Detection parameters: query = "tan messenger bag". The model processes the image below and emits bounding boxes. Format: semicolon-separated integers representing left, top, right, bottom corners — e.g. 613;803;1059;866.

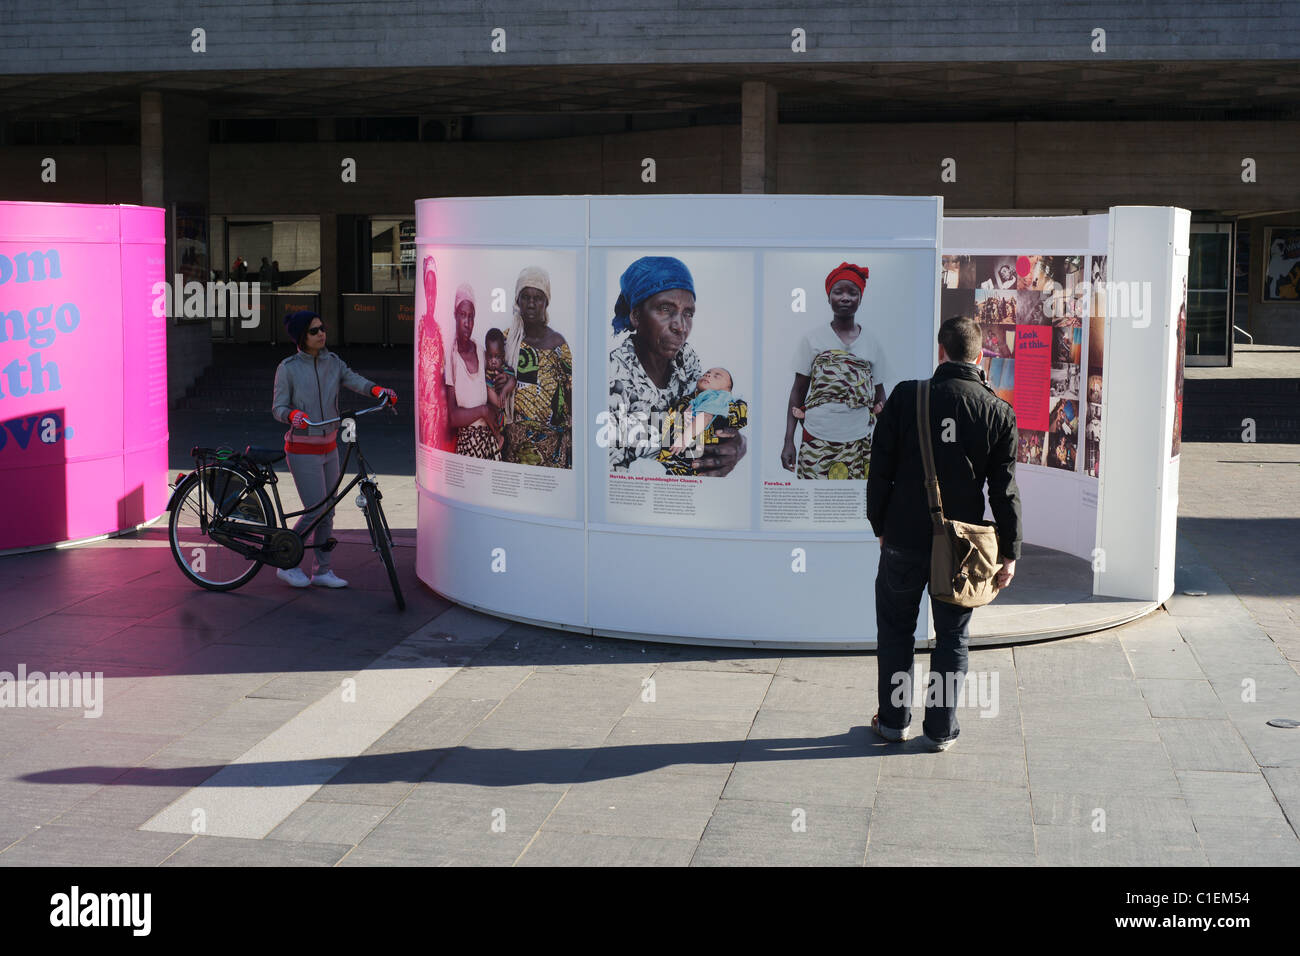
916;379;1004;608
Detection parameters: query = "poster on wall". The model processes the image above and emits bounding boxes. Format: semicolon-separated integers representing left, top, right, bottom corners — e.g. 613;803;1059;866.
1263;227;1300;300
601;250;754;530
1085;255;1106;478
943;252;1091;473
415;246;579;520
761;250;932;531
173;203;208;295
1171;266;1189;460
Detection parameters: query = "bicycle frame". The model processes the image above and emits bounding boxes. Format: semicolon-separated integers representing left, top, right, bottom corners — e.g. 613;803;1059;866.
186;400;393;555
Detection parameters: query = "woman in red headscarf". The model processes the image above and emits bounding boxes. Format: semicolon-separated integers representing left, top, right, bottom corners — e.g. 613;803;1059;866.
781;262;889;479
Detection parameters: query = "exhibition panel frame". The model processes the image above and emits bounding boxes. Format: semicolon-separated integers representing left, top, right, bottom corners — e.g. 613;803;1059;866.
413;196;1185;648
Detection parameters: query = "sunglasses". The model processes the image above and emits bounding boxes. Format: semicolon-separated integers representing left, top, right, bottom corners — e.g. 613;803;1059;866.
307;325;325;334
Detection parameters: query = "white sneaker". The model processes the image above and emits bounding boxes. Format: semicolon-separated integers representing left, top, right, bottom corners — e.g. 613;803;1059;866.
311;570;349;588
276;567;311;588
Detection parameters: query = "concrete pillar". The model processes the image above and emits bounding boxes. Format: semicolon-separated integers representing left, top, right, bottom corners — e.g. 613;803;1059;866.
140;91;164;207
142;91;214;403
321;214;340;332
741;80;778;194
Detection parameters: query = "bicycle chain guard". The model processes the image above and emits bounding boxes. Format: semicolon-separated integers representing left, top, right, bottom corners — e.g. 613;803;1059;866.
264;529;305;569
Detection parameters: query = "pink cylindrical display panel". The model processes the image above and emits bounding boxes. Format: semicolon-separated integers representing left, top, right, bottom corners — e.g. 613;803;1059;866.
0;201;168;550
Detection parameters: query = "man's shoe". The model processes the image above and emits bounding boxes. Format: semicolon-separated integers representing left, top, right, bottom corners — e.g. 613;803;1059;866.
920;733;955;753
311;570;349;588
276;567;311;588
871;713;908;742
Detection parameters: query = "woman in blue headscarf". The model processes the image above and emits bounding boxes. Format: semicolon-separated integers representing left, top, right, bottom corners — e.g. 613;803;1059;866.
607;255;747;476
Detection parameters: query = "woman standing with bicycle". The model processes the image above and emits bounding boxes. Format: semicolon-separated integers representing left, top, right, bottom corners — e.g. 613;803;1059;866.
271;310;397;588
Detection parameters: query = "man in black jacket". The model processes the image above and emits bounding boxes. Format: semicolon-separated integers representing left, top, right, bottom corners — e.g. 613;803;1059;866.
866;316;1022;751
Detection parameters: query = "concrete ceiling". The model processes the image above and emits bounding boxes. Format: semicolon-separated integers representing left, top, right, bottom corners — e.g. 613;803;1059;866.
2;61;1298;121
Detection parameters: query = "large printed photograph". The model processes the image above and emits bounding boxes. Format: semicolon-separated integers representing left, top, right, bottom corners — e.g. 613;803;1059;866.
417;254;573;469
759;249;935;530
600;250;755;531
415;246;579;519
941;252;1093;474
605;254;751;479
779;261;890;481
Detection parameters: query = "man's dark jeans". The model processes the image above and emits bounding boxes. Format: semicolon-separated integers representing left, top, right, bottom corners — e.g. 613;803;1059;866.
875;543;974;743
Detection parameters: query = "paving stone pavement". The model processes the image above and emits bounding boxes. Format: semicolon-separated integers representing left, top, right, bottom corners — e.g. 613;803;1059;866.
0;441;1296;865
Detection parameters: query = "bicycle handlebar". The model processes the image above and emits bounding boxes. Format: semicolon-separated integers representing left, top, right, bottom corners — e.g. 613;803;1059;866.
303;398;394;428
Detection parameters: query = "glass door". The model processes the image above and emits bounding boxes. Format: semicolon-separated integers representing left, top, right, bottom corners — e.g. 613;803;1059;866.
1186;221;1234;367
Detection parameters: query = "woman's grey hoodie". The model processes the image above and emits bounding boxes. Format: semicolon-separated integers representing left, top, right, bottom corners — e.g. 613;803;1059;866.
272;347;377;443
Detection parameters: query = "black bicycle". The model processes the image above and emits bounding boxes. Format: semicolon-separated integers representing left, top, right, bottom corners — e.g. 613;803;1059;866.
167;398;405;610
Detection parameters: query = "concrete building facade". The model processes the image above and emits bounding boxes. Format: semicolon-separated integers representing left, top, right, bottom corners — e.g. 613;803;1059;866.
2;1;1298;398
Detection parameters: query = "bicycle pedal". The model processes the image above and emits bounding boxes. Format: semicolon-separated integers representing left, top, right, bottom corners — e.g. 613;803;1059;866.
321;537;339;553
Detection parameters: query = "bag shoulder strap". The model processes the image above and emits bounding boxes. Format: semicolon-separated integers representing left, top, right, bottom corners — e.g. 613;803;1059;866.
915;378;946;531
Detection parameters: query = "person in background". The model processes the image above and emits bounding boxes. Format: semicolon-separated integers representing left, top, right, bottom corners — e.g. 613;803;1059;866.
271;310;397;588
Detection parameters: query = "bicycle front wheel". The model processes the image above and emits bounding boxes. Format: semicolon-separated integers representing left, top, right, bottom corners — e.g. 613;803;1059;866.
362;482;404;611
169;466;273;591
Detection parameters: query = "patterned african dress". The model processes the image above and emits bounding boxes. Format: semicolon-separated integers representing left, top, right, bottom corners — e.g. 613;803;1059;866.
655;398;749;476
797;348;875;480
608;335;702;471
502;342;573;468
417;314;452;452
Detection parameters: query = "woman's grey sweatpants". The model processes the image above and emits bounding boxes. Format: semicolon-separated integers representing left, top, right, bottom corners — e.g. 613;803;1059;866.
286;448;341;573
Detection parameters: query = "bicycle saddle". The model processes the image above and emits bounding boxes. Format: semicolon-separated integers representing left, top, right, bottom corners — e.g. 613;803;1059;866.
243;445;286;465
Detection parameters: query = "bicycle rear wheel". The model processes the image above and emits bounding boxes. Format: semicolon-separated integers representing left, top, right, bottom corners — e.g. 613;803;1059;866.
169;466;273;591
362;481;404;610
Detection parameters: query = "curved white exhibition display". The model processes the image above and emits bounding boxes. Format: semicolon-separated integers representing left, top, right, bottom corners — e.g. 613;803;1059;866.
412;196;1187;648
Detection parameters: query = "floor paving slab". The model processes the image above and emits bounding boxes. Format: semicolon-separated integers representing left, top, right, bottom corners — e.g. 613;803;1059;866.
876;747;1029;787
161;835;351;867
518;830;699;866
865;843;1037;866
1176;769;1293;823
543;775;723;841
0;823;190;867
1261;767;1300;830
1122;643;1205;680
1025;736;1182;796
622;669;772;723
1193;818;1300;866
422;738;596;788
1017;694;1160;742
867;779;1033;854
1030;791;1197;834
1136;678;1226;719
431;665;535;700
724;717;878;808
1154;718;1260;772
266;800;391;846
1032;825;1208;866
693;798;871;867
758;673;873;717
341;783;567;866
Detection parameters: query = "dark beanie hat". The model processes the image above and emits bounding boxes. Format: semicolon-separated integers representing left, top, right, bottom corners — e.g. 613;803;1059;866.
284;310;318;346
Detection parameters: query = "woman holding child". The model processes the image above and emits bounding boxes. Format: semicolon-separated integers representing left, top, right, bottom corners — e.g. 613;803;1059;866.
782;261;889;480
607;255;747;477
444;283;503;461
